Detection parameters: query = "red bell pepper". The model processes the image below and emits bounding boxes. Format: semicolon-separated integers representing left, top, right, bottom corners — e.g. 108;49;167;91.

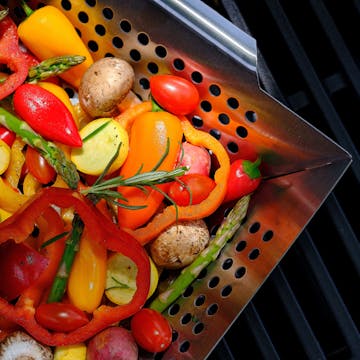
0;187;150;346
0;13;29;100
13;84;82;147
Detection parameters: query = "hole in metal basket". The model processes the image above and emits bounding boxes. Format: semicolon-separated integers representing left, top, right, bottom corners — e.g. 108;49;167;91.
168;303;180;316
102;7;113;20
245;110;257;123
85;0;95;6
209;129;221;140
112;36;123;48
218;113;230;125
248;248;260;260
182;285;193;298
194;294;206;307
120;19;131;33
262;230;274;242
207;303;219;316
208;276;220;288
221;284;232;297
173;58;185;71
236;125;248;138
147;62;159;74
200;100;212;112
222;258;233;270
179;340;190;353
191;71;203;83
78;11;89;23
139;77;150;90
193;322;205;335
129;49;141;61
180;313;192;325
61;0;71;11
155;45;167;58
227;141;239;153
235;266;246;279
209;84;221;96
95;24;106;36
88;40;98;52
137;32;149;45
227;97;239;109
249;221;261;233
235;240;247;252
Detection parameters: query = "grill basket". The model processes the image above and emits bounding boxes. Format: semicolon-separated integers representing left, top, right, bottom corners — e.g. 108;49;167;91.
7;0;352;358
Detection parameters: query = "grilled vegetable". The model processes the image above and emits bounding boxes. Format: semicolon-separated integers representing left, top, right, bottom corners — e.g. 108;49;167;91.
79;57;135;118
150;219;210;269
0;331;53;360
86;326;138;360
13;83;82;147
18;1;93;89
0;106;80;189
71;118;129;176
150;195;250;312
150;74;200;115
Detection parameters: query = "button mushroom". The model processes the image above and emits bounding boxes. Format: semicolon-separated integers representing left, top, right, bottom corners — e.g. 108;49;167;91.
78;57;135;118
0;331;53;360
149;219;210;269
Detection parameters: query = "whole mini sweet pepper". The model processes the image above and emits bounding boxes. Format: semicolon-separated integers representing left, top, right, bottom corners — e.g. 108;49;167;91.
13;83;82;147
0;187;150;346
17;2;93;89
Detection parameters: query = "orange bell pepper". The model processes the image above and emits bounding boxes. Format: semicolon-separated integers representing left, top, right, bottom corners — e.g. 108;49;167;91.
126;118;230;245
117;110;183;229
18;3;93;89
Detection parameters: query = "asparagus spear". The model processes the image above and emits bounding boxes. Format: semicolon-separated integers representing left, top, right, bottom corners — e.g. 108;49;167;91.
149;194;251;313
47;214;84;303
0;106;79;189
0;8;9;22
27;55;86;83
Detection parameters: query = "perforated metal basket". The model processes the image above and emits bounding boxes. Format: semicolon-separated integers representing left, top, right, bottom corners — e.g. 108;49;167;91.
10;0;352;358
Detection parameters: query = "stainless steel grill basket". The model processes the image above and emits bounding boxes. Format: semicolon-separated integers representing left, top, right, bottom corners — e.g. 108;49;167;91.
7;0;352;358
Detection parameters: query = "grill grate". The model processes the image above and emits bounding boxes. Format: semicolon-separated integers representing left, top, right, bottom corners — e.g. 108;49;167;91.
206;0;360;359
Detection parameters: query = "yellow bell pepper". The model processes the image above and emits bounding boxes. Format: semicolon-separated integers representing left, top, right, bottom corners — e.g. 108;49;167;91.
67;227;107;313
0;139;11;175
0;208;12;222
18;4;93;89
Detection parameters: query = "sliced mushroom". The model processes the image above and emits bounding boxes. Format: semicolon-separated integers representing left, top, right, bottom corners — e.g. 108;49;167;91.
150;219;210;269
0;331;53;360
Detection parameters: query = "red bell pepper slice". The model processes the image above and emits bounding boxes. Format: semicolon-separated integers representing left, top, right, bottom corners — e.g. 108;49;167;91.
0;14;29;100
0;187;150;346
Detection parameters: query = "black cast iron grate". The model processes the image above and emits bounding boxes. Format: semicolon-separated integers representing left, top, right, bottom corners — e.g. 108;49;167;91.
205;0;360;359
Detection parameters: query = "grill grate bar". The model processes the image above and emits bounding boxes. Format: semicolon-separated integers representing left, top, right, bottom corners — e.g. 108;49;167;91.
326;193;360;275
298;231;360;356
262;0;360;183
308;0;360;97
241;303;281;360
269;267;326;359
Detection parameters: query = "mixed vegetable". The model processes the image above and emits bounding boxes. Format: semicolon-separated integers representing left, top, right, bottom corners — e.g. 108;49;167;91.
0;3;262;359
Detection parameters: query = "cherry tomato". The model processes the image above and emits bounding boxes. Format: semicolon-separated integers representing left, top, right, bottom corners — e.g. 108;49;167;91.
168;174;216;206
150;74;200;115
35;302;89;332
25;146;56;184
224;158;261;203
130;308;172;353
0;125;16;147
0;241;48;301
